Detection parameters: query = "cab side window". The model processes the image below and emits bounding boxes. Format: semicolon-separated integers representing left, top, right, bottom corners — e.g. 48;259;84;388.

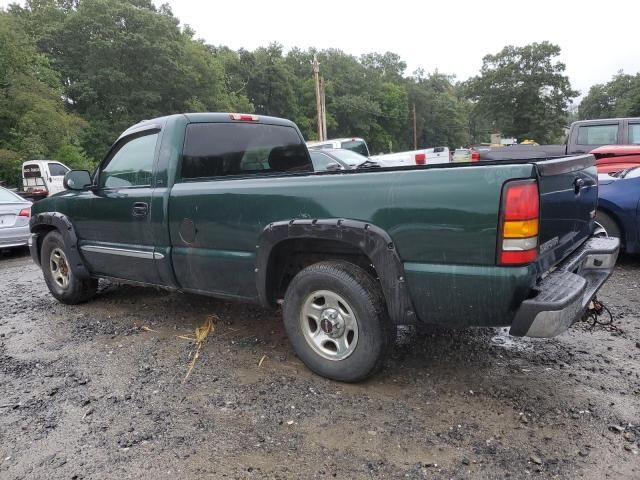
99;132;158;188
576;125;618;145
47;162;69;177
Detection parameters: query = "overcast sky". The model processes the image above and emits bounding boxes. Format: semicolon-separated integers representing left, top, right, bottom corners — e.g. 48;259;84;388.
3;0;639;100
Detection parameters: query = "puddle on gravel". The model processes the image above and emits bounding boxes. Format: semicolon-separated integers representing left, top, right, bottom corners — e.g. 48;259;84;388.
490;327;531;351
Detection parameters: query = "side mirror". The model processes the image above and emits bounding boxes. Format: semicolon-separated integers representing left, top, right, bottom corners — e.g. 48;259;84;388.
326;162;343;171
64;170;92;190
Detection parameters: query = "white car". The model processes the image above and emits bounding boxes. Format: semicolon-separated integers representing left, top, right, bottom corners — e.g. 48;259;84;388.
22;160;70;199
0;186;32;249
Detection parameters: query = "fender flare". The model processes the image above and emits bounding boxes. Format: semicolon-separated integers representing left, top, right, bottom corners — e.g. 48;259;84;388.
29;212;91;279
255;218;417;325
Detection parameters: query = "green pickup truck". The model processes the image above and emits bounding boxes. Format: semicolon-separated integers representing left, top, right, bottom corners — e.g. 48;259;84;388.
29;113;619;382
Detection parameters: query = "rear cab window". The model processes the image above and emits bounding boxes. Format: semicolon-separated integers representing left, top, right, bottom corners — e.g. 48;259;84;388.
577;124;618;145
22;164;45;188
23;164;42;179
180;123;312;180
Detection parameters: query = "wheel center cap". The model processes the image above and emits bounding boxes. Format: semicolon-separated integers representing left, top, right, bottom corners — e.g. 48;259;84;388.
319;308;344;338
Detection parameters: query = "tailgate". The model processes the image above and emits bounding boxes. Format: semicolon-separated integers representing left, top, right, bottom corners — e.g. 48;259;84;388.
534;154;598;272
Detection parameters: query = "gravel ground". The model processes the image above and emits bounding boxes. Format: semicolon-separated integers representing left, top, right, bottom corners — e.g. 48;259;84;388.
0;248;639;479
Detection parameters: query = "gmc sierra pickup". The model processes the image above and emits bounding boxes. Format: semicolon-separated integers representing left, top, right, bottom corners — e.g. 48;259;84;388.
28;113;619;382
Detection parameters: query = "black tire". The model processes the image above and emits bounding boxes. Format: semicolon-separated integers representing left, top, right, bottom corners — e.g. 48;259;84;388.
595;210;621;239
282;260;396;382
41;230;98;304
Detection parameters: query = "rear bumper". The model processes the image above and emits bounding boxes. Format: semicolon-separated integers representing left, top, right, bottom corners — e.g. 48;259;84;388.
510;236;619;338
0;225;30;248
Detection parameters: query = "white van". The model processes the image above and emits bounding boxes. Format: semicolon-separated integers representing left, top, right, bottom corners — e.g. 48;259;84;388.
22;160;70;199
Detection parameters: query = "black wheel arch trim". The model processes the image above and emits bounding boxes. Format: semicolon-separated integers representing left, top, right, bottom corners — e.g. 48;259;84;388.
255;218;417;325
29;212;91;279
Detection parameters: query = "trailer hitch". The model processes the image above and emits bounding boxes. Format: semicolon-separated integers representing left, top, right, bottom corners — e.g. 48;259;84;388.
580;296;617;331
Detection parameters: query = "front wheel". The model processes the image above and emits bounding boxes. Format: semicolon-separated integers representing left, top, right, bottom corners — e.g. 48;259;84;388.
41;231;98;304
282;260;395;382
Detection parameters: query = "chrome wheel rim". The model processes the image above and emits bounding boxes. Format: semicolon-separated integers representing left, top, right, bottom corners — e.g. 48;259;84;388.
300;290;359;361
50;248;70;289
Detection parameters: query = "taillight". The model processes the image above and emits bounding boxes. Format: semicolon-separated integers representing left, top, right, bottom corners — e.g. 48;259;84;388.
415;153;426;165
471;150;480;162
229;113;258;121
18;207;31;217
498;180;539;265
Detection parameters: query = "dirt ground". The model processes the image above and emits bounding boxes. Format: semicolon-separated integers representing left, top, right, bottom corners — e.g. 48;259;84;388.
0;248;639;480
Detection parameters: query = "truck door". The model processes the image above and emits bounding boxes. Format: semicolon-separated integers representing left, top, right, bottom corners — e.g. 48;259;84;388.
45;162;70;195
168;121;313;298
76;128;163;284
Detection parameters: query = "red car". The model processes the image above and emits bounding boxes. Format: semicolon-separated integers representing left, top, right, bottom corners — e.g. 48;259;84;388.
592;145;640;174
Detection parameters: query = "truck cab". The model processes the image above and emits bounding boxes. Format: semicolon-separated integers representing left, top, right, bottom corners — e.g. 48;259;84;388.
566;117;640;154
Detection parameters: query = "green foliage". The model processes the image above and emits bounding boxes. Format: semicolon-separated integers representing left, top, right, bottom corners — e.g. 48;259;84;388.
579;72;640;119
7;1;634;189
0;9;85;187
0;149;23;188
54;144;95;172
465;42;578;143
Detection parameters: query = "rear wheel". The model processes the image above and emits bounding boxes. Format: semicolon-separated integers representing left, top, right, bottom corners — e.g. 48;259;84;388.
594;210;621;240
41;231;97;304
282;260;395;382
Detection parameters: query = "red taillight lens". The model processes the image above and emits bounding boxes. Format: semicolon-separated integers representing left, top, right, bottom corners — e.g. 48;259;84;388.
499;180;539;265
415;153;426;165
471;151;480;162
500;249;538;265
18;207;31;217
503;183;539;220
229;113;258;121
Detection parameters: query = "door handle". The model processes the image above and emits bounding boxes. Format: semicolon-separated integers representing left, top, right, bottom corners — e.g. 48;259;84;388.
132;202;149;217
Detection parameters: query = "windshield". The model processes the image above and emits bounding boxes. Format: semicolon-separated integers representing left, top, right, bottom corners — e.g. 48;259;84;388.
0;187;24;203
329;149;368;166
340;140;369;156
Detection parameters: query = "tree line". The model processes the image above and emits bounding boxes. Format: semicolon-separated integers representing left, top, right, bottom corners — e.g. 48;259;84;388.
1;0;638;188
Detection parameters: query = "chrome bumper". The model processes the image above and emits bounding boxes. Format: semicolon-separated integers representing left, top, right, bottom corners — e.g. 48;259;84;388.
510;236;620;338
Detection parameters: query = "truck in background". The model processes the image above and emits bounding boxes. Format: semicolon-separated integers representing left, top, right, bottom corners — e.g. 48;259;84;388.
22;160;70;200
477;117;640;161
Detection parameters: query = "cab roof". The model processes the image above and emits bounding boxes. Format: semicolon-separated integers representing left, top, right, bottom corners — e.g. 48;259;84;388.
120;112;297;140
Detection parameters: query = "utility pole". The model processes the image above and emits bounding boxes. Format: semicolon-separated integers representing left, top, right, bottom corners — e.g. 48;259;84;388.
320;77;327;141
412;103;417;150
312;55;323;141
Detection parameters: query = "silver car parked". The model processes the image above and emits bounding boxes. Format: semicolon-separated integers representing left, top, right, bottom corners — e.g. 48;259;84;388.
0;186;32;249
